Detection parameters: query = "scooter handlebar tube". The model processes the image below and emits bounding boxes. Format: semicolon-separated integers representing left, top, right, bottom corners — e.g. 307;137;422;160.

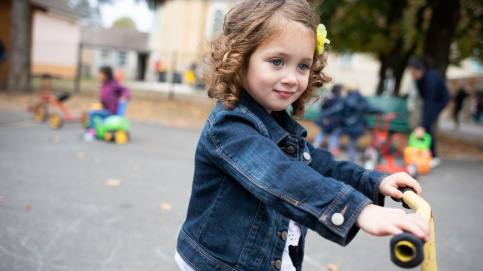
390;188;437;270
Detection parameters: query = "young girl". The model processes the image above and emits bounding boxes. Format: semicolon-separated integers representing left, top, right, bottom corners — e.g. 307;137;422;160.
176;1;430;270
83;66;130;140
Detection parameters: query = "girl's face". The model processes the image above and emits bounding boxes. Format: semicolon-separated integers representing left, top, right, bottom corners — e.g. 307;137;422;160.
244;23;315;113
98;71;107;83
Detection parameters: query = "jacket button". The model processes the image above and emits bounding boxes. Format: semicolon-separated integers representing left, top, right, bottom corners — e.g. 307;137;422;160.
279;231;287;241
275;260;282;269
286;146;296;154
331;213;344;226
303;152;311;160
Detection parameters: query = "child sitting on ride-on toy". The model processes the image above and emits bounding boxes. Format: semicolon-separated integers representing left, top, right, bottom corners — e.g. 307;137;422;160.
83;66;130;141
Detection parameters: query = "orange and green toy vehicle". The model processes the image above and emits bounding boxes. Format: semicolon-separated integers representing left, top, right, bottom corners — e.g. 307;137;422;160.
404;133;432;175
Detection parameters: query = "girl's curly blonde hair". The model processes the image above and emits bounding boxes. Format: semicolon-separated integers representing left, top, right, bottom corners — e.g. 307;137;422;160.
203;0;331;118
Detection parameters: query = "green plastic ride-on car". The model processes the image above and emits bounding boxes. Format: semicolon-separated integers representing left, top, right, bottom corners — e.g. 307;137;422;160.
86;101;130;144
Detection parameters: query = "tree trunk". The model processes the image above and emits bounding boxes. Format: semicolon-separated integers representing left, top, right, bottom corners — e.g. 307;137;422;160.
7;0;31;93
375;0;408;96
423;0;461;78
376;56;388;96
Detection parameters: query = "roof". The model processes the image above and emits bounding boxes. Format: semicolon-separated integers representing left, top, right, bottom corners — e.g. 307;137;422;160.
81;26;149;53
31;0;81;20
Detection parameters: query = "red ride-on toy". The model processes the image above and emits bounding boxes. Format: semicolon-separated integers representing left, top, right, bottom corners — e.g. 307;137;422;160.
28;74;84;129
363;113;418;178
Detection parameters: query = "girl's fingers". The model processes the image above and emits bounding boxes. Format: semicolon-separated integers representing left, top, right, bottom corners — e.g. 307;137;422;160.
389;187;403;199
395;173;422;195
387;225;403;236
398;215;430;241
407;214;431;241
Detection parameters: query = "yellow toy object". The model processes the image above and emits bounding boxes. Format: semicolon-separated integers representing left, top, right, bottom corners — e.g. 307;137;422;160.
404;133;432;175
88;102;103;110
390;188;437;270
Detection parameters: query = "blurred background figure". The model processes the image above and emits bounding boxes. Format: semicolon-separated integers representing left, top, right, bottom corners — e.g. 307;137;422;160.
115;66;126;82
83;66;130;141
184;63;198;86
313;84;344;155
155;59;165;82
471;92;483;124
0;38;7;66
341;83;384;163
407;57;451;168
453;84;472;129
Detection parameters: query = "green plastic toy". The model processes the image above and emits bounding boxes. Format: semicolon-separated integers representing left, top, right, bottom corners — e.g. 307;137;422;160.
408;132;432;150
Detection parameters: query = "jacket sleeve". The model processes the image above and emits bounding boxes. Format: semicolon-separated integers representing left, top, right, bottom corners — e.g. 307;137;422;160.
307;142;386;207
207;110;373;246
118;84;131;100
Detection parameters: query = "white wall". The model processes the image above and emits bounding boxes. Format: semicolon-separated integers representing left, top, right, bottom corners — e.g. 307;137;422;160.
31;11;80;67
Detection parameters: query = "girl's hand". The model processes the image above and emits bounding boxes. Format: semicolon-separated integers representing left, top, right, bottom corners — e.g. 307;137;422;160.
356;204;431;241
379;172;422;199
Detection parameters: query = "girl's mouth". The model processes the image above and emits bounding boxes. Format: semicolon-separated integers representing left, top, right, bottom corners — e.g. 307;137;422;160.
274;90;294;98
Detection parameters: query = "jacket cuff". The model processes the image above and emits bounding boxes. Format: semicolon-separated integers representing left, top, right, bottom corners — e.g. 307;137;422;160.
315;185;372;246
359;169;386;207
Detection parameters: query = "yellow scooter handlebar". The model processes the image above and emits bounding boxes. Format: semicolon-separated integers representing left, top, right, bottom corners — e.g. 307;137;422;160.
390;188;437;270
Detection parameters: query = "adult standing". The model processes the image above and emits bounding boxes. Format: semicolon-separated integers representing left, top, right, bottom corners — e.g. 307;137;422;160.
452;84;472;129
407;57;451;168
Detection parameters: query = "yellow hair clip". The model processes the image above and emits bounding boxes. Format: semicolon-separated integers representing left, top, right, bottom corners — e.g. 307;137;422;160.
317;24;330;55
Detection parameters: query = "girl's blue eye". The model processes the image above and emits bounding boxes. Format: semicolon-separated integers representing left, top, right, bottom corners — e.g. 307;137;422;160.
298;64;310;71
271;59;283;66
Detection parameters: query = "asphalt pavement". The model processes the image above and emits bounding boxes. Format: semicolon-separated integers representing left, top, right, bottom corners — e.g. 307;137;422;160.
1;109;482;271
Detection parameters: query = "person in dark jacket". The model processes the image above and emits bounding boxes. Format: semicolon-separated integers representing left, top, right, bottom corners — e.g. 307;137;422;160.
407;57;451;168
313;84;344;154
340;85;384;162
0;38;7;66
83;66;131;141
453;84;471;129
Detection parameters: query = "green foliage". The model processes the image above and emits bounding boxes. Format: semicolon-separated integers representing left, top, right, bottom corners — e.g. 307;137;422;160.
111;16;137;30
316;0;482;65
453;0;483;64
313;0;482;94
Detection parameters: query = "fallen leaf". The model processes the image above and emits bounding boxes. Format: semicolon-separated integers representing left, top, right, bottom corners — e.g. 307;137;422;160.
158;203;172;211
53;136;61;143
327;264;339;271
106;179;121;186
133;165;140;171
0;196;3;202
445;174;452;181
93;157;101;164
25;205;32;211
77;151;85;159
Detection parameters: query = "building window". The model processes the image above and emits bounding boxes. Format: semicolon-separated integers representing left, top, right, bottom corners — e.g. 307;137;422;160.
212;10;224;37
206;3;228;38
101;49;110;64
118;51;127;66
341;53;353;68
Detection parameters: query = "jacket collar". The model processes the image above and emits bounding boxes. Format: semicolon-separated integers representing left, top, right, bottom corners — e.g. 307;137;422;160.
238;92;307;144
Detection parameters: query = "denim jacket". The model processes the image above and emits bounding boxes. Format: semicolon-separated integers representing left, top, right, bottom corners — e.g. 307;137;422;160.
177;93;386;271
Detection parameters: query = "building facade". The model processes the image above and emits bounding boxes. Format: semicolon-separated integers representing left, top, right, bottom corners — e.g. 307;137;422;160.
148;0;238;82
80;26;149;81
30;0;81;78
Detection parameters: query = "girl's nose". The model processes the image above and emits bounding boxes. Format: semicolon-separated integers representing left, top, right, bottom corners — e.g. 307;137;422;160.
281;71;298;86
